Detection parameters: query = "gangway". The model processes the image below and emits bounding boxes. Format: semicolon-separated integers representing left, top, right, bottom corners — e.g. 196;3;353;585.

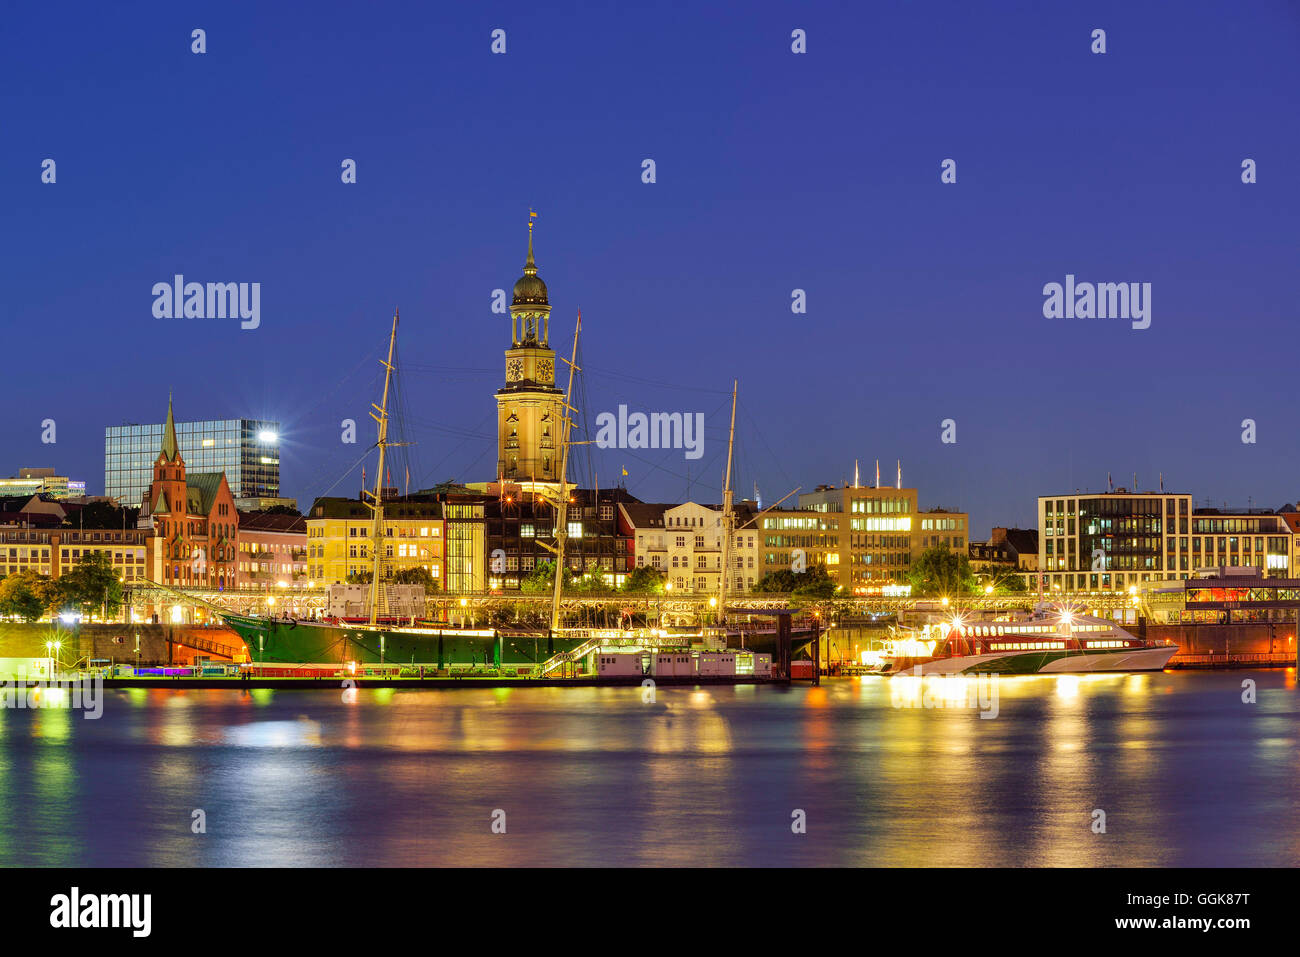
533;629;705;677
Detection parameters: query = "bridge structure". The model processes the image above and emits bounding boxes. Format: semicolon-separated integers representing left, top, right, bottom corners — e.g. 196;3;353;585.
123;581;1143;627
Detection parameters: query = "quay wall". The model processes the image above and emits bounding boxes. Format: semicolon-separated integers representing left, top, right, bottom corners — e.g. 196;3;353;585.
0;622;248;667
1148;622;1294;656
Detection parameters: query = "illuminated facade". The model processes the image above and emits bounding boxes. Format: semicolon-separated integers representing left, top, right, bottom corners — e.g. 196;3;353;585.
0;524;148;583
1188;508;1291;578
305;489;487;594
236;511;309;591
485;485;637;590
495;219;566;483
106;415;282;509
1037;490;1194;592
139;398;240;590
629;501;760;594
757;483;967;593
305;497;446;587
0;467;87;500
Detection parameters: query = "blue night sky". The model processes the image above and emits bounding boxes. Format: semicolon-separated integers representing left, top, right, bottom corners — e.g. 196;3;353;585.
4;1;1298;532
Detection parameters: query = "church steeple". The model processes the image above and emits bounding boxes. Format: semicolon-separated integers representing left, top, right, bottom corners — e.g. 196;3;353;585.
497;215;563;483
161;392;180;463
511;211;549;345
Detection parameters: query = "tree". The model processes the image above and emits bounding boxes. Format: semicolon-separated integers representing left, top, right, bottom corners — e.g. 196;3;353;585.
392;566;438;594
753;569;799;593
345;570;372;585
980;564;1028;593
906;544;978;597
56;552;123;617
622;565;666;594
752;564;837;597
0;572;47;621
791;563;837;599
521;559;572;594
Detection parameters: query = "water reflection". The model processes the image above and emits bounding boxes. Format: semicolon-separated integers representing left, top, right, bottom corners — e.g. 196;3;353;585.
0;673;1294;866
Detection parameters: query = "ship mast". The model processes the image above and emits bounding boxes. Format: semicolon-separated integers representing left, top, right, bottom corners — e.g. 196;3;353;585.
547;311;582;636
717;380;738;623
365;308;400;628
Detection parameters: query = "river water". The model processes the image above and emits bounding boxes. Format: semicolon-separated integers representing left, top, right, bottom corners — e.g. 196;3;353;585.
1;671;1295;867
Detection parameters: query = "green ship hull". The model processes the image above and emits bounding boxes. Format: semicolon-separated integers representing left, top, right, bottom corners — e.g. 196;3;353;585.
220;615;817;670
221;615;583;669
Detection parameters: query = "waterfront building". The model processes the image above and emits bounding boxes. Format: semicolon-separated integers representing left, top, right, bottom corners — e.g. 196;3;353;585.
1188;507;1291;578
235;511;309;591
305;497;445;588
105;413;283;509
1280;512;1300;579
620;502;670;573
495;219;565;484
483;484;638;591
969;527;1039;585
0;513;148;582
758;482;968;594
1037;489;1194;592
629;500;760;594
138;398;239;590
0;467;87;500
304;486;486;594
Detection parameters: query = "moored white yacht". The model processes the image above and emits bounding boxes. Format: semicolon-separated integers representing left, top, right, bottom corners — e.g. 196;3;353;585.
874;603;1178;675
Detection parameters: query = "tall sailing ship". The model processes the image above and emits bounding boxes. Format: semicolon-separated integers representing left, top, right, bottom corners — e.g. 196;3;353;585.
220;221;819;671
220;301;592;670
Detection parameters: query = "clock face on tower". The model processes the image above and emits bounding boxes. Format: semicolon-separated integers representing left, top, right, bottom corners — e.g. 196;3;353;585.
538;358;554;382
507;358;524;381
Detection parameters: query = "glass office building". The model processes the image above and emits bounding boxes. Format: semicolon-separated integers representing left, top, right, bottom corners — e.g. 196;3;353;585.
105;419;281;507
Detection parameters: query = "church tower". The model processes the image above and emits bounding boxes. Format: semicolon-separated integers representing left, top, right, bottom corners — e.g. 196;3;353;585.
148;395;191;583
496;215;565;483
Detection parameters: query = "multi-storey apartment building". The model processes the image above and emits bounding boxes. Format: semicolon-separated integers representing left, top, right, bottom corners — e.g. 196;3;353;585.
1037;490;1194;592
236;511;309;591
304;486;488;594
1188;508;1291;577
759;483;968;594
0;521;149;583
482;485;638;591
305;497;447;588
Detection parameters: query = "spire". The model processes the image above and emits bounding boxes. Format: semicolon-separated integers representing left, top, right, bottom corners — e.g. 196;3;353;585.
525;208;537;272
161;392;179;462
